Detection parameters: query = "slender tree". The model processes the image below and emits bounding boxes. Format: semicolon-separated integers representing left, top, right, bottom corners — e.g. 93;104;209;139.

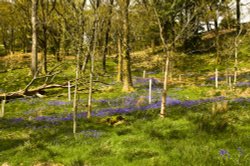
120;0;133;92
102;0;114;72
87;0;100;119
31;0;38;77
236;0;241;33
117;32;123;82
40;0;56;74
234;0;241;85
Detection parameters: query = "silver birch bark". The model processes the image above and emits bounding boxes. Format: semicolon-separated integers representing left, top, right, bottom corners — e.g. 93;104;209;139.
31;0;38;77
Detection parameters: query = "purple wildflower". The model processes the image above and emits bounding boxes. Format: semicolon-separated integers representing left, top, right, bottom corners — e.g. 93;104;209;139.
219;149;230;158
47;100;70;106
232;98;250;103
208;77;224;81
166;97;182;106
11;117;24;123
236;82;250;87
219;149;228;156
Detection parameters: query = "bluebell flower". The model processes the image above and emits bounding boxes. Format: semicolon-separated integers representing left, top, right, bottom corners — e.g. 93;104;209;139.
208;77;224;81
219;149;230;158
236;82;250;87
47;100;70;106
219;149;228;156
11;118;24;123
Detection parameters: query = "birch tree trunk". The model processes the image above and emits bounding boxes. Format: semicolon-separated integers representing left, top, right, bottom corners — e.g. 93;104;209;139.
72;1;86;133
234;0;241;85
160;54;170;118
121;0;133;92
153;7;170;117
234;37;238;85
117;34;123;82
72;59;79;134
87;0;99;119
41;0;48;74
214;3;220;89
31;0;38;77
215;68;218;89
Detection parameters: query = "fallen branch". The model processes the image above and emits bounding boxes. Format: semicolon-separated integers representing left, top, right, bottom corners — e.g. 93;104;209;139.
0;69;112;101
0;83;69;101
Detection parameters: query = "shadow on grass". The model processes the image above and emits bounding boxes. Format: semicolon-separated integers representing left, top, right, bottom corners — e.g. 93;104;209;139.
0;139;26;152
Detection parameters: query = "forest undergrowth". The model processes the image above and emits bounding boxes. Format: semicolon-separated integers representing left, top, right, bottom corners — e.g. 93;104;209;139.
0;45;250;166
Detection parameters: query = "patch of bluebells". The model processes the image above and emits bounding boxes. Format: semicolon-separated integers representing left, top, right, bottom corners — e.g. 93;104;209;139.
232;97;250;103
10;117;24;123
218;147;246;163
93;96;226;116
219;149;230;158
95;99;109;104
34;116;60;125
124;96;137;107
181;96;225;108
207;76;224;81
10;96;249;125
32;112;88;124
236;82;250;87
47;100;70;106
15;96;228;123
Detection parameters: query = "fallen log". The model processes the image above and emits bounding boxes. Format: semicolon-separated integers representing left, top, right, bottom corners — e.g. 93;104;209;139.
0;83;68;101
0;80;111;101
0;64;112;101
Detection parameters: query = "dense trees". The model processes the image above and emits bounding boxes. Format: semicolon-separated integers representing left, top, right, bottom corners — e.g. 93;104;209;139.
0;0;248;117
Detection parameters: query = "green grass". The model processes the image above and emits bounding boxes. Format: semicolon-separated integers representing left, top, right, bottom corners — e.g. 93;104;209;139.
0;32;250;165
0;100;250;165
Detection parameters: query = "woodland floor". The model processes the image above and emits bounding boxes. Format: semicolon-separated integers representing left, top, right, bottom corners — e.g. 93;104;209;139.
0;46;250;165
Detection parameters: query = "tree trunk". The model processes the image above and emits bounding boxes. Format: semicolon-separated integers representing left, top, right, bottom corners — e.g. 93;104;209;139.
1;99;6;118
234;0;241;85
215;68;218;89
42;28;48;74
160;54;170;118
122;0;133;92
234;38;238;85
214;4;220;88
87;0;99;119
10;28;15;55
236;0;241;34
102;0;114;73
87;72;93;119
72;59;79;134
206;20;210;31
31;0;38;77
59;21;66;61
117;34;123;82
